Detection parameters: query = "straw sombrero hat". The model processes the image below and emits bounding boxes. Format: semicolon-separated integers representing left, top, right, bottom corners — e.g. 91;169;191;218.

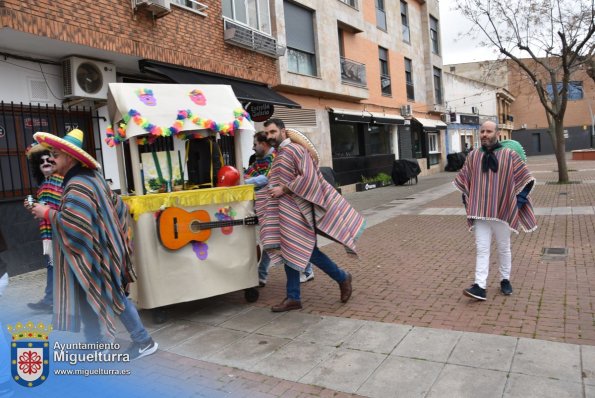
286;128;320;165
33;129;101;169
500;139;527;162
25;139;51;159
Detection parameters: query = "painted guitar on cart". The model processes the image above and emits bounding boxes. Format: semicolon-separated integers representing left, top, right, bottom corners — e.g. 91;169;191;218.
157;207;258;250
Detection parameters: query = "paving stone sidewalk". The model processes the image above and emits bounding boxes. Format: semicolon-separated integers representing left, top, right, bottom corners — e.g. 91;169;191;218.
2;154;594;397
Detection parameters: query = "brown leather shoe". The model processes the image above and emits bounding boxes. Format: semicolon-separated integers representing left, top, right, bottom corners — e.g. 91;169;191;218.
339;272;353;303
271;298;302;312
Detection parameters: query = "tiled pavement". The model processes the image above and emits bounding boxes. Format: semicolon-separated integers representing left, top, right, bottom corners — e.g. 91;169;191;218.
2;154;594;397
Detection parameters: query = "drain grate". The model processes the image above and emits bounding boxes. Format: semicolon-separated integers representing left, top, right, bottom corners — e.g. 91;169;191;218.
545;181;581;185
559;192;567;196
541;247;568;260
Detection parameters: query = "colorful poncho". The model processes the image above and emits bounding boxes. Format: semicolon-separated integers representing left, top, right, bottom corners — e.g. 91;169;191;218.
37;174;63;258
257;142;365;271
50;166;135;339
244;151;276;179
453;147;537;233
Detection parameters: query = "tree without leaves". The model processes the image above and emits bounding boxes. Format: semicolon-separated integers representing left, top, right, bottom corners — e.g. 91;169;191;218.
455;0;595;183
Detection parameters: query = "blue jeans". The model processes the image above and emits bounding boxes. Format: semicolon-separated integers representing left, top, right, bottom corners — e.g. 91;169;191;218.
119;296;151;344
259;251;313;282
41;256;53;305
79;283;150;344
286;246;347;301
258;251;271;282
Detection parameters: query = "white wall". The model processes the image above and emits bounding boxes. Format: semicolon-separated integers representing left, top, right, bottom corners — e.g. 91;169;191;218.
0;58;63;105
444;72;498;116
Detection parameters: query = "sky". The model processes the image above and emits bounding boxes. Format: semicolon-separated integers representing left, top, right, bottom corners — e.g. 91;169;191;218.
439;0;500;65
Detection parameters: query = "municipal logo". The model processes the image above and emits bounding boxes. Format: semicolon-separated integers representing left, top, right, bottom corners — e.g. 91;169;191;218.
8;321;53;387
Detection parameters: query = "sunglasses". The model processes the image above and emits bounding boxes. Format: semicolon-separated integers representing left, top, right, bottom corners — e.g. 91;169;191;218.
40;155;55;165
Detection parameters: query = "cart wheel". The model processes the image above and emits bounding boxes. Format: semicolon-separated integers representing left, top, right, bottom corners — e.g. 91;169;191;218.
244;288;259;303
151;308;168;324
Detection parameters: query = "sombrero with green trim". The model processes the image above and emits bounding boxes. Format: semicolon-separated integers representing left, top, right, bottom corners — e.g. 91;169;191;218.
33;129;101;169
286;128;320;165
500;139;527;162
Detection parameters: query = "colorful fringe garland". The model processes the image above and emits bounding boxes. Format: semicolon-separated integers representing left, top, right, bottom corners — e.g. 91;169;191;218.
105;108;251;147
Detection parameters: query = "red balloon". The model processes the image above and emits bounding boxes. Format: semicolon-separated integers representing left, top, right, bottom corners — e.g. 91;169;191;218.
217;165;240;187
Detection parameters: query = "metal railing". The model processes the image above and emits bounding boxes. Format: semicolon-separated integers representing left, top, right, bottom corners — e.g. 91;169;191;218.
0;102;100;200
338;0;358;9
340;57;367;87
381;74;391;96
223;19;279;58
406;82;415;101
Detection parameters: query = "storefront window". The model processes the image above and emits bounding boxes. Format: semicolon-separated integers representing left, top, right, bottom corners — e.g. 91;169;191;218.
428;132;440;165
412;129;422;158
331;123;361;157
368;125;391;154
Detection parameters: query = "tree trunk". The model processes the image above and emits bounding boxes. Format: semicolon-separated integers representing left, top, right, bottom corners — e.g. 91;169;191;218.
553;120;569;183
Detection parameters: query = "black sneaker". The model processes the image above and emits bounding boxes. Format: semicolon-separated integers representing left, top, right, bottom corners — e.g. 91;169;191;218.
500;279;513;295
463;284;486;301
125;338;158;360
27;301;53;312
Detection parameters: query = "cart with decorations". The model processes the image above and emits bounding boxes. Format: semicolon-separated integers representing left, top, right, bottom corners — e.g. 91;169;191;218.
105;83;259;319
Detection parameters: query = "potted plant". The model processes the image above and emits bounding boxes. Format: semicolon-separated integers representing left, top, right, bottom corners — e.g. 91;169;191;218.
355;172;393;191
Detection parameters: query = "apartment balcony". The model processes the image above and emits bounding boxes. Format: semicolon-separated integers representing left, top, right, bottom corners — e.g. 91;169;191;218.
498;115;514;130
338;0;358;9
380;74;391;96
223;18;284;58
278;56;368;101
341;57;367;87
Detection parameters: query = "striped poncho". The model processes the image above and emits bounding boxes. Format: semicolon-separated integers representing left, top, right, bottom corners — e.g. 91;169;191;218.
258;142;365;271
453;147;537;233
37;174;63;257
50;166;135;339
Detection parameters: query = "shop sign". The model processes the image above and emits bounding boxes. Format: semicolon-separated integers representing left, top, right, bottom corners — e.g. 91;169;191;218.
246;103;274;122
24;118;49;128
460;115;479;125
0;125;5;138
65;123;80;132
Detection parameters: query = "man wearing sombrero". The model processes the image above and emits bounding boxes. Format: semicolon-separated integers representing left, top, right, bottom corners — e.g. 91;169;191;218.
454;121;537;301
260;118;365;312
28;129;158;359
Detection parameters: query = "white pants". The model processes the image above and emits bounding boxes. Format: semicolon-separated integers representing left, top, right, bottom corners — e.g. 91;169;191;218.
0;272;8;296
474;219;511;289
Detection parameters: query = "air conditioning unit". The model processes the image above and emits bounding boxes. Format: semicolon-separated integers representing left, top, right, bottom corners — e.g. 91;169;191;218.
471;106;479;114
62;56;116;100
521;123;527;129
133;0;171;17
400;104;412;117
440;113;449;123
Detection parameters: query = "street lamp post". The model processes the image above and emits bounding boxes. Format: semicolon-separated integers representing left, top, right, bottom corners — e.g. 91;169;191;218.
589;101;595;148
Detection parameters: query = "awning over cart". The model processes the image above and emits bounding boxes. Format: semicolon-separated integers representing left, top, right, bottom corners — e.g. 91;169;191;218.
107;83;255;140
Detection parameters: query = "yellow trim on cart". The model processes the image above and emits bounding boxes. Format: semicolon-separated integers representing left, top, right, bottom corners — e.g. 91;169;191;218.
122;185;255;220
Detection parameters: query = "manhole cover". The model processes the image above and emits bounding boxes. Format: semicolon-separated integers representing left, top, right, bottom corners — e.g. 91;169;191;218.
541;247;568;260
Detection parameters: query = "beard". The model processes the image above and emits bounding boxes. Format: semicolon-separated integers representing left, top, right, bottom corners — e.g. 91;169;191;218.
267;138;279;147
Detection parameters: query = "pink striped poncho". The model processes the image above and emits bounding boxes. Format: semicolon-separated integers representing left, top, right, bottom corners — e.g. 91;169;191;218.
257;142;365;271
454;147;537;233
